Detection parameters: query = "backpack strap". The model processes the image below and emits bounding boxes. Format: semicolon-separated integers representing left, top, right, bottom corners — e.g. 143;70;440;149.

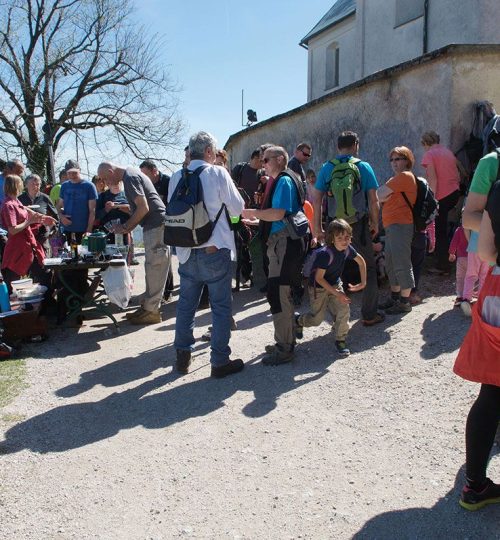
278;168;306;208
401;173;418;211
212;203;232;229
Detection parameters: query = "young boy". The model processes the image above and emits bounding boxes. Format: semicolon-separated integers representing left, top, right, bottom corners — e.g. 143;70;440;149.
296;219;367;355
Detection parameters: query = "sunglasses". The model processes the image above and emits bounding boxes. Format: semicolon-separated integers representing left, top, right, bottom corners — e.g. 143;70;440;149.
389;157;406;162
301;150;311;157
263;156;278;163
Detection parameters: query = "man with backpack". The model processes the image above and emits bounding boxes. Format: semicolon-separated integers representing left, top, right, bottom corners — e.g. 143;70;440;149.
167;131;245;378
97;161;170;325
231;149;262;207
242;145;307;365
312;131;384;327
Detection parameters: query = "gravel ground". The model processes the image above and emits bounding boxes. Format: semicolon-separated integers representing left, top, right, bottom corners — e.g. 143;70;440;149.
0;255;499;539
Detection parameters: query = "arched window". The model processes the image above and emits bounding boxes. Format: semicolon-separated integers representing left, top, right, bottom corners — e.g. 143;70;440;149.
325;43;339;90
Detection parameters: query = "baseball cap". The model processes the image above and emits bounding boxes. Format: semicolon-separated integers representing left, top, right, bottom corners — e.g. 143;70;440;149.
64;159;80;173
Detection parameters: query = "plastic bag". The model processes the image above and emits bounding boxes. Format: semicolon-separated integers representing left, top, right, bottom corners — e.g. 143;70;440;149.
101;264;132;309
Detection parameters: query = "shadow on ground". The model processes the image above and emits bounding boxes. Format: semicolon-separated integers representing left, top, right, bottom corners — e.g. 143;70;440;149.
353;465;500;539
420;308;469;360
0;344;331;454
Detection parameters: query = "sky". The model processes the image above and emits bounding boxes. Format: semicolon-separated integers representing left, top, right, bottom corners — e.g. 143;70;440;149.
3;0;332;176
133;0;331;170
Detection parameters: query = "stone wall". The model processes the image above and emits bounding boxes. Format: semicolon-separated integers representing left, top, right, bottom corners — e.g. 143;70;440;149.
225;45;500;183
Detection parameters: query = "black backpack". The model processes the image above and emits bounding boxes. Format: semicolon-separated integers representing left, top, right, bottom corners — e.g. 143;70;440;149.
164;165;227;247
231;162;247;187
401;174;439;232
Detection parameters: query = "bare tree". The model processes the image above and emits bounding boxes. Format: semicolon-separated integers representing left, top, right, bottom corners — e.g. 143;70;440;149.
0;0;183;177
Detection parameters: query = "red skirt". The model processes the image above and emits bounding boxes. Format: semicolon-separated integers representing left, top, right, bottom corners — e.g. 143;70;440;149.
454;266;500;386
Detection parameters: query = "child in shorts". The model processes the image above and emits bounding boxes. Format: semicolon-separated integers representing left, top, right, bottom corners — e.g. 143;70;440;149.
296;219;367;356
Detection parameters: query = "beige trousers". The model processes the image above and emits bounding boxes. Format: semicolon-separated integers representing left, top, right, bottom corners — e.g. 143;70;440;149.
142;224;170;312
299;285;350;341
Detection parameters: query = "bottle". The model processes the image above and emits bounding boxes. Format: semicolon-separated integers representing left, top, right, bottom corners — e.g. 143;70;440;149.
70;233;79;260
0;279;11;312
115;233;124;247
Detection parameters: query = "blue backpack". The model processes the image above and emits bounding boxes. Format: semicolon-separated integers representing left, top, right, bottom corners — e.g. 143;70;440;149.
303;245;335;281
164;165;227;247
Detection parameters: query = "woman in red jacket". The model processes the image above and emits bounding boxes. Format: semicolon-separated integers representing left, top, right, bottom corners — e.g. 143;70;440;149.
454;179;500;511
1;175;56;293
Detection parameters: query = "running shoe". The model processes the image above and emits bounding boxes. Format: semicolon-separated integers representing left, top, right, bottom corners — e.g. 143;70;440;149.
460;478;500;511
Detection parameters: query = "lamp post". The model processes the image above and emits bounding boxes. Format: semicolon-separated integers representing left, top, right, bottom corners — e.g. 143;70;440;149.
241;89;258;127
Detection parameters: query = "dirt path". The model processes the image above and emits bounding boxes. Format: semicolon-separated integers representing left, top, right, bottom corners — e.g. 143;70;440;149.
1;258;499;539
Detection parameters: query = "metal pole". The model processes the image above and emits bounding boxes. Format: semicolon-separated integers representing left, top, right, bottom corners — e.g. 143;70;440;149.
241;89;244;127
423;0;429;54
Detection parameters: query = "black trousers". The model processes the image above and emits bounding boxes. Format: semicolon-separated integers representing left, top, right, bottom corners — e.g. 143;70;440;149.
411;231;428;291
351;217;379;320
465;383;500;483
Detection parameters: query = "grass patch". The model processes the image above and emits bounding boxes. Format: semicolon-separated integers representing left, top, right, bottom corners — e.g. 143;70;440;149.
1;412;26;423
0;358;27;409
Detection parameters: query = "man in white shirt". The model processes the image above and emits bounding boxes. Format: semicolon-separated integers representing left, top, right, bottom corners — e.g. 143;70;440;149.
168;131;245;378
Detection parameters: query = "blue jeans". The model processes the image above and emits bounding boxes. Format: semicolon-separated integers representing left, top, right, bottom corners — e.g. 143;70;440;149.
174;248;232;366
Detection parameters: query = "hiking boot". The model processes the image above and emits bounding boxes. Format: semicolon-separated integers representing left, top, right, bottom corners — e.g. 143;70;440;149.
262;348;293;366
211;359;244;378
379;297;396;310
461;300;472;317
335;340;350;356
361;312;385;327
459;478;500;511
265;344;276;354
125;307;144;320
385;301;412;314
129;309;161;325
176;349;192;374
295;314;303;340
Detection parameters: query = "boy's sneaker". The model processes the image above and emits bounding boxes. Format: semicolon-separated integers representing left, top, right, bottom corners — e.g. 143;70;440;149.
459;478;500;511
461;300;472;317
335;341;350;356
454;297;464;307
295;314;303;340
385;301;412;314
